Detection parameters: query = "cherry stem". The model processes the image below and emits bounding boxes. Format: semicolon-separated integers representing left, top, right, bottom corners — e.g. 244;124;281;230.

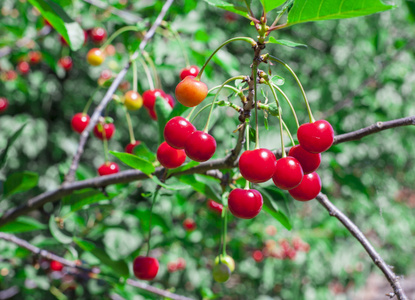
253;66;260;150
185;106;197;121
146;187;160;257
125;109;136;144
222;206;228;257
266;80;286;158
132;59;138;93
244;121;251;190
102;135;109;163
271;83;299;129
163;21;190;67
243;0;255;19
196;37;256;81
203;76;245;133
83;87;100;115
280;118;295;146
138;57;154;90
191;100;241;123
100;25;139;51
208;84;244;98
268;55;315;123
143;51;161;90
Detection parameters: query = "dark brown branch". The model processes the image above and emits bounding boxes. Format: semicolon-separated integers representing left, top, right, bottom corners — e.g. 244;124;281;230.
64;0;174;183
316;193;408;300
0;232;194;300
2;115;415;227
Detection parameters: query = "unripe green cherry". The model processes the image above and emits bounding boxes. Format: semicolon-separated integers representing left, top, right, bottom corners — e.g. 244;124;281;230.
212;263;231;283
214;255;235;273
124;90;143;110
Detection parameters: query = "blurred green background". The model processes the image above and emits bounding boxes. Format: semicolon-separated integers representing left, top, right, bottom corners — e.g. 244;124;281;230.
0;0;415;299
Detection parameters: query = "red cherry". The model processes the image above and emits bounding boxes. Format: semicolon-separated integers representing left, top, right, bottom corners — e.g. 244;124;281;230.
0;97;9;113
297;120;334;153
156;141;186;169
28;51;42;64
207;199;223;214
252;250;264;262
90;27;107;43
288;144;321;174
176;258;186;270
167;262;177;273
272;157;304;190
175;76;208;107
289;172;322;201
142;89;166;110
238;149;277;183
71;113;90;133
58;56;73;71
228;188;263;219
5;70;17;81
98;162;119;176
165;94;175;107
93;123;115;140
125;141;141;154
184;131;216;162
183;218;196;231
17;61;30;74
164;117;196;149
133;256;159;280
180;65;199;80
50;260;63;271
147;108;157;120
224;11;238;22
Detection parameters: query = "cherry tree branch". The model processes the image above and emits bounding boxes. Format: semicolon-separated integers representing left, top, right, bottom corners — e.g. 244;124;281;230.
0;232;194;300
64;0;174;184
1;115;415;227
316;193;408;300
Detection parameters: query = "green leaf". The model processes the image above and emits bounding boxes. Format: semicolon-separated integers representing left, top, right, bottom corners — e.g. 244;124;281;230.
0;123;27;169
3;171;39;197
203;0;250;18
270;74;285;86
150;177;190;190
287;0;394;26
62;189;118;213
167;160;200;175
49;215;73;244
110;151;155;175
268;36;307;49
260;0;286;12
27;0;84;51
73;237;130;277
127;208;169;233
168;103;190;119
132;143;156;162
257;187;291;230
154;96;173;143
178;174;221;202
0;216;46;233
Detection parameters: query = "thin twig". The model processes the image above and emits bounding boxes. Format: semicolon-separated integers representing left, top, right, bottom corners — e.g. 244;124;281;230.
0;232;194;300
82;0;142;24
64;0;174;184
2;115;415;227
316;193;408;300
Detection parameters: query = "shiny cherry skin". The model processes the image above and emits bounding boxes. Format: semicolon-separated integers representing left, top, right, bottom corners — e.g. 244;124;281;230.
183;218;196;231
228;188;263;219
93;123;115;140
238;149;277;183
98;162;119;176
17;61;30;74
288;144;321;174
164;116;196;149
58;56;73;71
90;27;107;43
5;70;17;81
208;199;223;214
87;48;105;66
165;94;175;107
0;97;9;113
176;258;186;270
50;260;63;271
175;76;208;107
142;89;167;110
289;172;322;201
180;65;199;80
71;113;90;133
272;157;304;190
124;90;143;111
147;108;157;120
184;131;216;162
214;255;235;273
133;256;159;280
157;141;186;169
252;250;264;262
125;141;141;154
28;51;42;64
297;120;334;153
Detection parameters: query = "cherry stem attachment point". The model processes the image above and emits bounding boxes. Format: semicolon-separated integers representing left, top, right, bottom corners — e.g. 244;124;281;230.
268;55;315;123
197;37;256;81
203;76;245;133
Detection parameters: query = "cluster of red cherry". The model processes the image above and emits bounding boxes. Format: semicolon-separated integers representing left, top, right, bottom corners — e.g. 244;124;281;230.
252;237;310;262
